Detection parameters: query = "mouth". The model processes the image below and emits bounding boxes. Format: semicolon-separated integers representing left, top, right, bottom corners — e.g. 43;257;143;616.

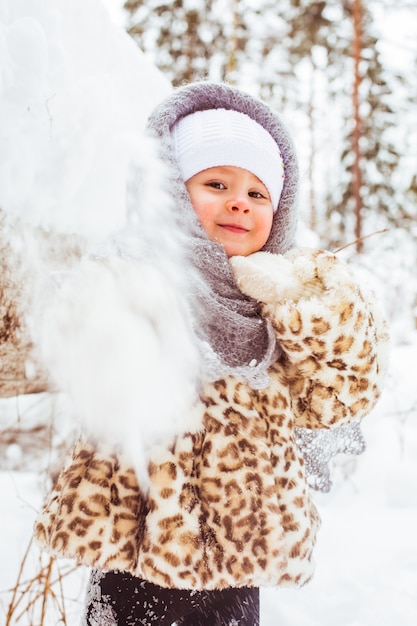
218;223;249;234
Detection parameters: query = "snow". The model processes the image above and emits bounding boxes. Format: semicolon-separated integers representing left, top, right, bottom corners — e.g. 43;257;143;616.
1;1;417;625
0;0;171;238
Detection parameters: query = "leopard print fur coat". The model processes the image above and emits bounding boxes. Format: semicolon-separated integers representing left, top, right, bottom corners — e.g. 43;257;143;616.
34;247;389;591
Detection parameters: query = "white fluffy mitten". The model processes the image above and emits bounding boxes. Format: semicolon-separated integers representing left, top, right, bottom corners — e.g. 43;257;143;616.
230;248;357;304
40;258;200;484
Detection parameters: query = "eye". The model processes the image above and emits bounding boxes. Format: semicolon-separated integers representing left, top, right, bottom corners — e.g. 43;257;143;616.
249;190;268;199
207;180;226;190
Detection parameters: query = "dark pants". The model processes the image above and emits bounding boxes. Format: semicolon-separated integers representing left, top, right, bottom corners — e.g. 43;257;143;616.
83;569;259;625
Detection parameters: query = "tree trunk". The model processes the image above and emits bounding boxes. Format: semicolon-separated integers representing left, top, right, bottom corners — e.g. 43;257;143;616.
225;0;239;83
352;0;363;252
308;60;317;233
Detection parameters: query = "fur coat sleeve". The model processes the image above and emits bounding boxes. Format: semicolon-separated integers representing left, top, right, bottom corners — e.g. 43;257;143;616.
230;248;390;430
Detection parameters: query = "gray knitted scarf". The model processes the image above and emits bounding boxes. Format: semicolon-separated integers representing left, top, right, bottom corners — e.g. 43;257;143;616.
147;82;298;385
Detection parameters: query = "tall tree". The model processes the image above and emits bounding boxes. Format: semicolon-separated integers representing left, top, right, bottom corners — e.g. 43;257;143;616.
351;0;364;250
123;0;410;249
123;0;291;88
124;0;248;85
271;0;404;249
327;0;402;248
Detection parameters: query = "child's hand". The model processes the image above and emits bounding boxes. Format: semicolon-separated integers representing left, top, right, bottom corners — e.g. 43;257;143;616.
230;248;356;304
230;251;298;303
231;248;389;431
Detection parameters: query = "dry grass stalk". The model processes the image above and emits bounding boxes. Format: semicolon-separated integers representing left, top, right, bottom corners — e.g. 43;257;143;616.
4;536;81;625
333;228;390;254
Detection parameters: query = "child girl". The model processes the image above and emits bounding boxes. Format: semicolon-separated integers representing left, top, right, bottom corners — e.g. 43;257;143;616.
34;82;389;625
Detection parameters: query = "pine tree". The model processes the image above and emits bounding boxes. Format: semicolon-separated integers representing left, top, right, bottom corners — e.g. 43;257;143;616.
123;0;290;87
124;0;240;85
268;0;404;250
326;0;403;248
123;0;412;249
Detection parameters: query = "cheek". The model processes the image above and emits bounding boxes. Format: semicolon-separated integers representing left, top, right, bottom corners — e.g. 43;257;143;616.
258;213;274;245
192;202;207;223
192;201;216;233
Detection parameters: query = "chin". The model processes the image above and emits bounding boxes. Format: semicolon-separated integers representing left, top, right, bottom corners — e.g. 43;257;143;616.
225;245;253;257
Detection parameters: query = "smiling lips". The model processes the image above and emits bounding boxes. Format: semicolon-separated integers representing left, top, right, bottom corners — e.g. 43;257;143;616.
218;223;249;233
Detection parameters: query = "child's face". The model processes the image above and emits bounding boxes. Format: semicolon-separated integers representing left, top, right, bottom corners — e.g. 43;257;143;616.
186;166;274;257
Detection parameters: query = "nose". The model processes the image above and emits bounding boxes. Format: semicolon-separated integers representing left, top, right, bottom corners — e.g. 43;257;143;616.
225;192;250;214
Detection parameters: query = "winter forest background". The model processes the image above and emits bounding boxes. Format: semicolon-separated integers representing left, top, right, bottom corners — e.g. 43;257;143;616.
1;0;417;624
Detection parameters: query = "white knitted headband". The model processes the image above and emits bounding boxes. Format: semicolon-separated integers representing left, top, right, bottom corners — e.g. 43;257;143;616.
171;108;285;211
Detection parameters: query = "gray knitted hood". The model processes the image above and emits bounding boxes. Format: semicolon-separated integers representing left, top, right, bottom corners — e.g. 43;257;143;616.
147;82;299;382
148;81;299;254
